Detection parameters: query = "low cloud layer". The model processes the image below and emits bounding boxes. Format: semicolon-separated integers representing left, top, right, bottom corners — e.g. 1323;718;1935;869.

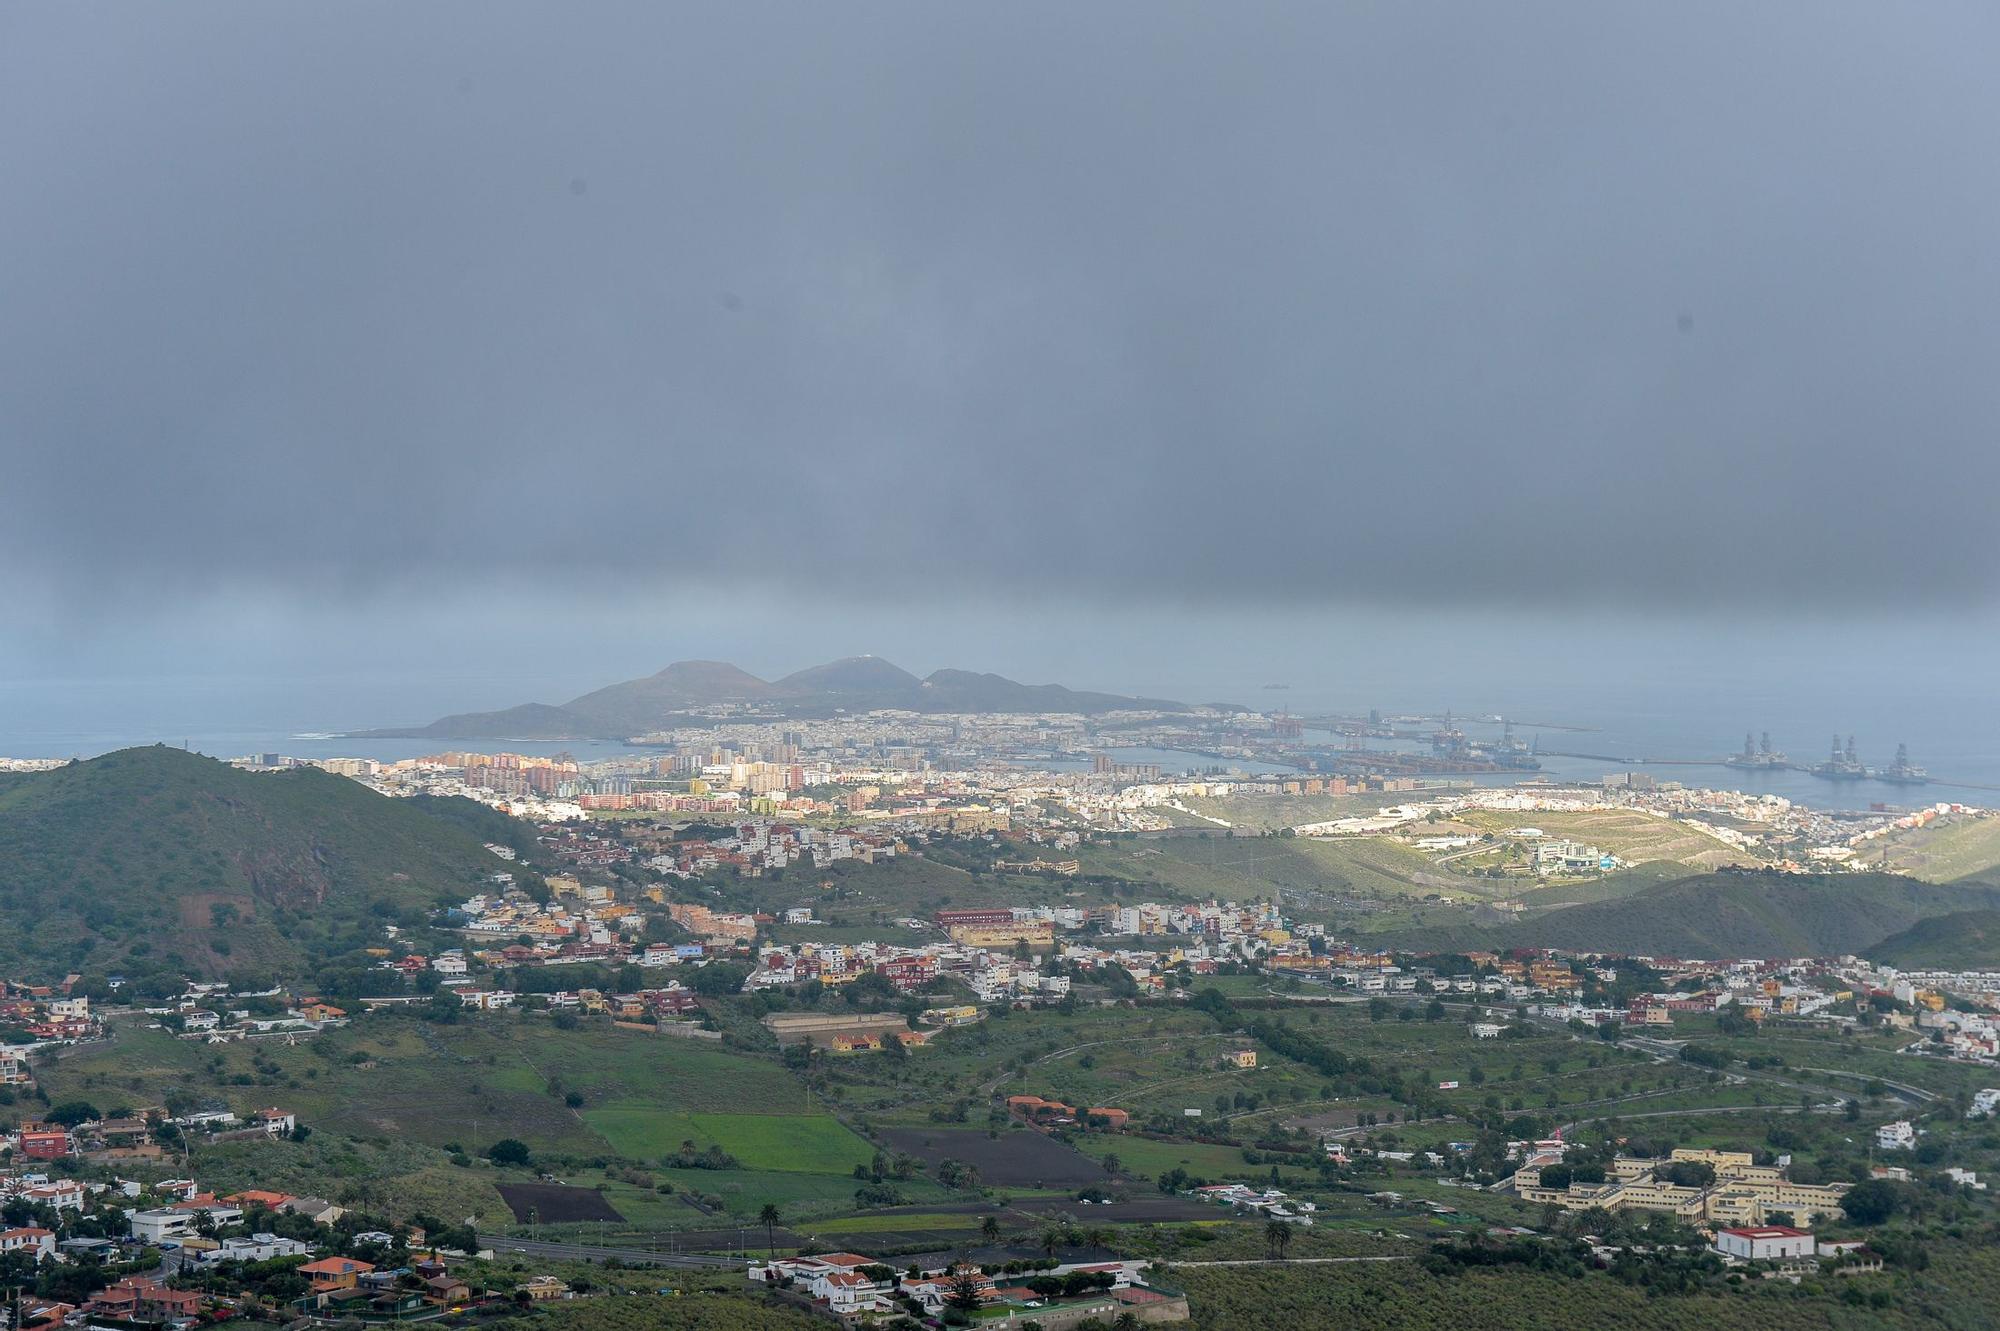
4;3;1998;616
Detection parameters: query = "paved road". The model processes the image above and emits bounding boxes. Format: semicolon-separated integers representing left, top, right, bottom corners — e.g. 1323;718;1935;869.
478;1235;740;1269
1561;1103;1832;1133
1795;1067;1938;1104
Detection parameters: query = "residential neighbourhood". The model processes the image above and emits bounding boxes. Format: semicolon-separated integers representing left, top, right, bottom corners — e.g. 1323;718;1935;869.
0;734;1995;1329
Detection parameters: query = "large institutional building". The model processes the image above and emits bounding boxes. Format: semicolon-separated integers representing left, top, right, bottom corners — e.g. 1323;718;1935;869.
1515;1148;1850;1227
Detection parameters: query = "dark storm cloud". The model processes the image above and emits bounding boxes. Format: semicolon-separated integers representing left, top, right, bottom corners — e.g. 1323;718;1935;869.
3;2;1997;613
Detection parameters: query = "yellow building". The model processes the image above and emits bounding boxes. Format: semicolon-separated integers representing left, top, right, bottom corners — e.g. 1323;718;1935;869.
1515;1148;1845;1227
947;808;1011;834
830;1032;886;1053
948;920;1055;949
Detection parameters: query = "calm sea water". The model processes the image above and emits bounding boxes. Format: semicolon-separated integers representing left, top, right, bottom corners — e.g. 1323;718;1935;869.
1128;674;2000;813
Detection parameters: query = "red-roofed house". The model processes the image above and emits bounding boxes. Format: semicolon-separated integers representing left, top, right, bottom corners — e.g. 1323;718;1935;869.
300;1257;375;1294
0;1228;54;1260
85;1279;202;1323
225;1189;295;1210
1714;1226;1815;1262
23;1182;83;1212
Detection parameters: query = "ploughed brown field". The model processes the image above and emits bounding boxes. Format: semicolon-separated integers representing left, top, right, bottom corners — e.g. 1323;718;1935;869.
877;1127;1111;1188
496;1183;628;1224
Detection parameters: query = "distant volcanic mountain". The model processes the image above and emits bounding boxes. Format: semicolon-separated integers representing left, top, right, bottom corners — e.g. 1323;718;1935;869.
363;656;1188;740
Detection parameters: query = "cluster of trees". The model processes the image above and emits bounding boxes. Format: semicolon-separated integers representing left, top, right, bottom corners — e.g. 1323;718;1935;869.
665;1139;740;1171
0;1244;159;1305
1018;1269;1118;1300
1654;1160;1717;1188
1531;1162;1605;1190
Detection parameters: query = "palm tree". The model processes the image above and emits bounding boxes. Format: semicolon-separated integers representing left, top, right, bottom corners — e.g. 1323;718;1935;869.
1039;1224;1063;1259
1264;1218;1293;1260
758;1203;782;1258
1101;1153;1122;1177
980;1215;1003;1246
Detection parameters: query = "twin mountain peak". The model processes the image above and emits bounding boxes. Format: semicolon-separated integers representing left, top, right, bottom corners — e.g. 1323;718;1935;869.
373;656;1190;740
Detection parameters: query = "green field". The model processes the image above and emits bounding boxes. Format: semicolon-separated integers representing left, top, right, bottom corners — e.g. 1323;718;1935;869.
1070;835;1497;937
42;1014;854;1163
809;1211;981;1236
683;849;1188;929
1072;1134;1322;1188
561;1162;938;1230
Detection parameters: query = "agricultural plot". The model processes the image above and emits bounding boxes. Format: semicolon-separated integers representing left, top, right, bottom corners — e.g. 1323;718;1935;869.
570;1164;943;1231
801;1211;989;1252
495;1183;625;1224
43;1013;864;1167
584;1109;874;1174
1070;1135;1322;1190
811;1012;1164;1134
41;1018;600;1153
695;853;1144;929
996;1030;1285;1117
876;1126;1109;1188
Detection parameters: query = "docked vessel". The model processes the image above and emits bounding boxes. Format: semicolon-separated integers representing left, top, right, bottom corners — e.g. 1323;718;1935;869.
1725;731;1788;770
1875;743;1930;786
1489;720;1542;771
1811;734;1867;780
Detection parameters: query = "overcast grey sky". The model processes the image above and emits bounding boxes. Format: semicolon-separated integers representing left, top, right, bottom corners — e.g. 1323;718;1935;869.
4;3;1998;701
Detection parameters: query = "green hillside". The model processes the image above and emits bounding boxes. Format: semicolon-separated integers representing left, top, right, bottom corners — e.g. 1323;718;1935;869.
1864;908;2000;970
1876;813;2000;883
0;745;518;981
1381;871;2000;959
